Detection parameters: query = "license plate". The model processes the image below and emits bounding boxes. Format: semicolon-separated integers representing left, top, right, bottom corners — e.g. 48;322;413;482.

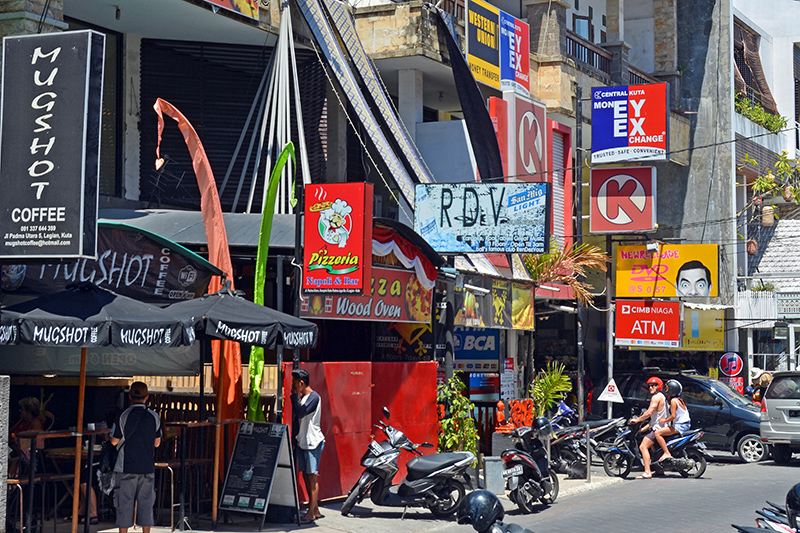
503;465;523;478
789;410;800;418
369;441;384;455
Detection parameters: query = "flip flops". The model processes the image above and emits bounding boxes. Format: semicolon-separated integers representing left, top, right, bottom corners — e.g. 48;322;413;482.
635;472;653;479
78;516;99;524
300;515;316;524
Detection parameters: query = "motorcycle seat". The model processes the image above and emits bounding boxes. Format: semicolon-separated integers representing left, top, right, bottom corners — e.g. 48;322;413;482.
406;452;471;481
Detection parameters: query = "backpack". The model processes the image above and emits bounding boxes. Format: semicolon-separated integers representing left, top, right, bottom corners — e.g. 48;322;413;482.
96;441;118;495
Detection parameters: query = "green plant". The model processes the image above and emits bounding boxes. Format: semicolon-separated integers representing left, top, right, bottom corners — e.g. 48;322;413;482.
522;241;610;306
527;362;573;418
735;94;788;134
750;282;776;292
436;375;479;456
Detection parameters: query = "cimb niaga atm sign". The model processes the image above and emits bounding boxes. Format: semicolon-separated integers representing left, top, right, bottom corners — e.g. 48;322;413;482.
591;82;668;164
615;300;681;348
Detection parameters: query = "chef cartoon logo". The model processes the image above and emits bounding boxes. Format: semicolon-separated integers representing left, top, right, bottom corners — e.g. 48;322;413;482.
316;198;353;248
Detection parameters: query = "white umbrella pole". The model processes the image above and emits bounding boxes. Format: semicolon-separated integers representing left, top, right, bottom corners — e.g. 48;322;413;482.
71;347;87;533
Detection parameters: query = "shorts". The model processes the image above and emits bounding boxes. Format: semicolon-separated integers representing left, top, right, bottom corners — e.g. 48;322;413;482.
644;430;657;442
114;473;156;528
674;422;691;433
295;442;324;474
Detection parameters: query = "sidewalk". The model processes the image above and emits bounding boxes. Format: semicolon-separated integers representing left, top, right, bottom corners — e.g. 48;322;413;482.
97;464;623;533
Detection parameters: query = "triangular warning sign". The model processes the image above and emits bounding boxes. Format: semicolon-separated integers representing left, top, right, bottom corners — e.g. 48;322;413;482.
598;378;624;403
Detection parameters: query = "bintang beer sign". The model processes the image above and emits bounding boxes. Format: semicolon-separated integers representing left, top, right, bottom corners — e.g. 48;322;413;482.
303;183;373;294
0;31;105;259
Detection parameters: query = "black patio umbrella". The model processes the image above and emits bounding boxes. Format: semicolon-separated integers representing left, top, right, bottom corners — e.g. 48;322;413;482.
164;285;317;525
0;281;195;533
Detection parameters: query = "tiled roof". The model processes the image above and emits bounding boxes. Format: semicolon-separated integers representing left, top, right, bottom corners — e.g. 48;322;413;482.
748;219;800;291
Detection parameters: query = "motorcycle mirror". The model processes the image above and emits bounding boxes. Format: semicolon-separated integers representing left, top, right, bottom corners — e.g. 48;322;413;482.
383;406;390;420
420;442;435;448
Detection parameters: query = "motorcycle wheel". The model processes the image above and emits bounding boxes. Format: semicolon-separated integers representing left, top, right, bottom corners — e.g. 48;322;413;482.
340;485;363;516
515;483;537;514
679;447;707;478
429;479;465;518
539;471;559;505
603;450;632;478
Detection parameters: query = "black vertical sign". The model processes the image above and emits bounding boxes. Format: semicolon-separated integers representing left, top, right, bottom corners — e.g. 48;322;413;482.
0;30;104;259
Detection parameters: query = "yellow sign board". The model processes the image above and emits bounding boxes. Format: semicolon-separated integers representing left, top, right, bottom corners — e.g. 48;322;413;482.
616;244;718;298
651;308;725;351
466;0;501;89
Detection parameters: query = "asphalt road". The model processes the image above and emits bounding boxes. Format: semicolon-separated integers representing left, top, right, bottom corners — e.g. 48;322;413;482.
438;454;800;533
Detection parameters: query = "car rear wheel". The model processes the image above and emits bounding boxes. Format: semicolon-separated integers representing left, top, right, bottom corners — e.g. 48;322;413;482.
772;444;793;464
737;434;767;463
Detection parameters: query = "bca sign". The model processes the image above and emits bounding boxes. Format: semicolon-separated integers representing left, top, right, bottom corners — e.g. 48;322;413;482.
590;167;656;233
615;300;681;348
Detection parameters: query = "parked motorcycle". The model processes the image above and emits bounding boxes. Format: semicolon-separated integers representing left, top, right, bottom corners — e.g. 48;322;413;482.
340;407;474;518
500;417;559;513
550;417;627;476
731;483;800;532
457;490;535;533
602;419;708;478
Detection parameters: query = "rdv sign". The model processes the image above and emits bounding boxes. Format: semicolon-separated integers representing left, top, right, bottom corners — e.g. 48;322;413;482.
615;300;681;348
590;167;656;233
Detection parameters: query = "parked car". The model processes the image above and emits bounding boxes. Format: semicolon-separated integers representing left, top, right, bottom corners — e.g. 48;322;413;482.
590;370;766;462
760;371;800;464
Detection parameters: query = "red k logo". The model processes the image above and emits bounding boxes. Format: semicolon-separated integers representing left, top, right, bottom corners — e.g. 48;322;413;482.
590;167;656;233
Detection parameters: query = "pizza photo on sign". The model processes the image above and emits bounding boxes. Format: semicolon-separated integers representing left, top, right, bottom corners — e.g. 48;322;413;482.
404;273;432;323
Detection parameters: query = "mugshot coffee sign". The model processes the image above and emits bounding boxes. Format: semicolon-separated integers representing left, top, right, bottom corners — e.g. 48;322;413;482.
616;244;718;298
591;83;668;164
0;30;105;259
303;182;373;294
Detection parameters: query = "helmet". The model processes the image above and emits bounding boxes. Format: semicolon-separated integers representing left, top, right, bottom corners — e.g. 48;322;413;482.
457;490;504;533
787;483;800;529
533;416;552;438
664;379;682;397
646;376;664;391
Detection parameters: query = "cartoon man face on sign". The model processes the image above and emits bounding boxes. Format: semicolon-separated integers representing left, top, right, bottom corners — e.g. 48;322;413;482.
675;260;712;297
318;198;352;248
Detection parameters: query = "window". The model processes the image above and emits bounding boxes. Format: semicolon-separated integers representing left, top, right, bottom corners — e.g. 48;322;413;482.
682;382;716;407
734;20;778;115
573;15;594;41
766;376;800;400
66;18;122;197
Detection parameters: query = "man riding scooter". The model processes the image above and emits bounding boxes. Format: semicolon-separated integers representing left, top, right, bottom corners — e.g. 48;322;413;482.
629;377;668;479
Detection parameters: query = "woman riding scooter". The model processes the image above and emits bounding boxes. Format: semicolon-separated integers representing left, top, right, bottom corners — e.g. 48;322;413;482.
654;379;691;461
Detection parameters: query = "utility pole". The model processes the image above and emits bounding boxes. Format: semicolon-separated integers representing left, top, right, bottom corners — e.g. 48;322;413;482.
575;85;586;422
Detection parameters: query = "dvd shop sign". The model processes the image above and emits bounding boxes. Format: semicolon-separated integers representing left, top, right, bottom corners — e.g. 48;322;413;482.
615;300;681;348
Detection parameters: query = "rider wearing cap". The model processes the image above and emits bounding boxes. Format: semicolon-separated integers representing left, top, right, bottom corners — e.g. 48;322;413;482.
630;376;668;479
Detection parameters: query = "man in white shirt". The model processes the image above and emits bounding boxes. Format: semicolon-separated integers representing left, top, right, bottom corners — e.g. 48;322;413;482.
291;368;325;523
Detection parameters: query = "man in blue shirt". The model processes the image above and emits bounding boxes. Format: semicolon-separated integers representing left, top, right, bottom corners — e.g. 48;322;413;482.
111;382;162;533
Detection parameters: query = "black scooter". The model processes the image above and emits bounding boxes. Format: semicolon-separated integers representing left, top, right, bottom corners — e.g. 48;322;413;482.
500;424;558;513
340;407;474;518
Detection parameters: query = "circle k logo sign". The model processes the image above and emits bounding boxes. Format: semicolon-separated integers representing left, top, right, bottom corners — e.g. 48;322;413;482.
590;167;656;234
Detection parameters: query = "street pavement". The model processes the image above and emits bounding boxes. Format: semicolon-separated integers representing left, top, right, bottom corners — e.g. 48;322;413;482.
83;454;800;533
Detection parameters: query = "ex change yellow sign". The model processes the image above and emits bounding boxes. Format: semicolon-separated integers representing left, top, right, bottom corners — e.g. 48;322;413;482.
616;244;718;298
467;0;500;89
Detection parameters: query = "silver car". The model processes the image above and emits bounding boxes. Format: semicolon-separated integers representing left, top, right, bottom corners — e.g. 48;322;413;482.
760;371;800;463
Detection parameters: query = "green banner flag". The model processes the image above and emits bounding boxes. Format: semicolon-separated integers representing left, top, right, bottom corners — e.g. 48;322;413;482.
248;143;296;421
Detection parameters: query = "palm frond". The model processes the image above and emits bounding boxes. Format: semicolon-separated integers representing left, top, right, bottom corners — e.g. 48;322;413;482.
522;242;610;305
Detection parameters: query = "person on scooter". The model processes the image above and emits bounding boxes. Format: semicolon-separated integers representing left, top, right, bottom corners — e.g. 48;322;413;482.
629;376;668;479
654;379;691;461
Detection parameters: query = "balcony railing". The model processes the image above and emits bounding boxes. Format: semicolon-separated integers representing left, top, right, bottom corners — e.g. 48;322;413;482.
629;65;659;85
566;30;611;75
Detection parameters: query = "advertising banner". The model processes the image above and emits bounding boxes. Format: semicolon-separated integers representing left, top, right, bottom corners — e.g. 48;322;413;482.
373;321;434;362
453;277;534;330
591;83;669;164
0;223;219;303
718;352;744;393
203;0;258;19
499;12;530;95
303;183;372;294
615;300;682;347
0;31;105;259
455;326;500;372
415;183;550;253
300;266;432;323
466;0;501;89
511;283;535;330
513;95;547;179
489;278;511;328
683;308;725;351
616;244;718;298
590;167;656;233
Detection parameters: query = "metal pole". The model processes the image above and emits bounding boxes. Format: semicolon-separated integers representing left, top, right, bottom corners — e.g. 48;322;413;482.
277;256;286;422
575;85;585;422
292;184;304;370
606;235;615;418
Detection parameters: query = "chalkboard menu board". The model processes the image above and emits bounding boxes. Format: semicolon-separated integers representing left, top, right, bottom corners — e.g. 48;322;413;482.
219;422;298;525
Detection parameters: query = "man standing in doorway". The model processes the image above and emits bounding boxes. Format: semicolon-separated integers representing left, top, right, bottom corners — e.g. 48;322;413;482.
111;382;162;533
291;368;325;524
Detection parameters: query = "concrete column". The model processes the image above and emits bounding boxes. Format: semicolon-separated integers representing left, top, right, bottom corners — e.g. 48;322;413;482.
526;0;568;59
398;69;423;142
653;0;681;109
0;0;65;38
602;42;632;86
325;85;348;183
605;0;624;43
